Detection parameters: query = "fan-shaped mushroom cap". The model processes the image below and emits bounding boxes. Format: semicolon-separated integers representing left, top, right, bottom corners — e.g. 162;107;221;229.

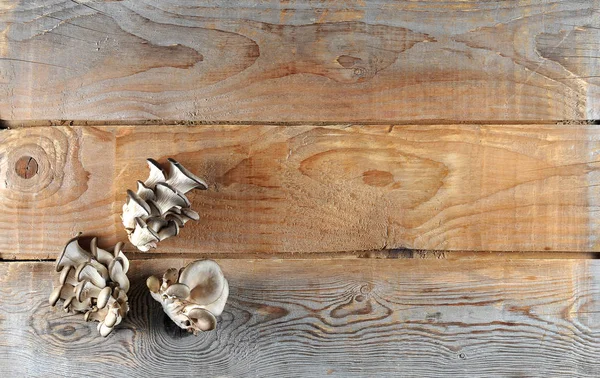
122;190;152;230
180;260;226;306
154;183;190;214
108;257;130;293
55;235;91;272
158;221;180;241
144;158;166;188
136;180;155;201
112;242;129;274
165;158;208;193
187;308;217;332
180;208;200;222
146;217;169;233
90;237;114;267
164;283;191;299
203;278;229;317
76;263;107;288
59;265;75;285
49;283;75;306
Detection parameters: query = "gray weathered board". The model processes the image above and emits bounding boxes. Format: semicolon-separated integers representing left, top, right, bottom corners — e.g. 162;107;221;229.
1;0;599;121
1;258;599;377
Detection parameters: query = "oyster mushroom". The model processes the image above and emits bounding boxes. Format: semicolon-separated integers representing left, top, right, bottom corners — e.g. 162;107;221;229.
121;158;207;251
165;158;208;193
49;235;130;337
147;260;229;335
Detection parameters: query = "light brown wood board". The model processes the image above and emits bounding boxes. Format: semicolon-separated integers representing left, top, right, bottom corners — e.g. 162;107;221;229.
1;258;598;377
1;124;599;259
0;1;599;122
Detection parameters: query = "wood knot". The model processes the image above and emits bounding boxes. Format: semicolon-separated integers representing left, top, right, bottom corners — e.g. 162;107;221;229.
15;156;38;179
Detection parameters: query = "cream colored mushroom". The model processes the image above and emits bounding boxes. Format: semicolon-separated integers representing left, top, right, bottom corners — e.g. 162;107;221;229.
147;259;229;335
121;158;206;251
50;235;130;337
165;158;208;193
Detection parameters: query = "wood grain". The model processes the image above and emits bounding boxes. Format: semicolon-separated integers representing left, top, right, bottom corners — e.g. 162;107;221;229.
0;258;598;377
0;1;598;121
1;124;599;258
1;123;600;258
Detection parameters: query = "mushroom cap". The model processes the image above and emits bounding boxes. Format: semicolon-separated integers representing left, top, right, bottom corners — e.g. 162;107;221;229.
122;190;152;230
187;308;217;332
180;208;200;222
97;287;113;309
164;283;191;299
146;275;161;293
113;242;130;274
179;260;226;306
108;257;130;293
163;267;180;287
144;158;166;188
154;183;190;215
136;180;155;201
76;262;107;288
165;158;208;193
58;265;74;285
55;234;91;272
103;306;120;328
158;221;180;241
98;322;114;337
146;217;169;233
129;217;159;251
90;237;114;267
49;283;75;306
203;278;229;317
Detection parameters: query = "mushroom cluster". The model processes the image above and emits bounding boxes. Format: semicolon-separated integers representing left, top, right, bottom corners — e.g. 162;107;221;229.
49;235;130;337
147;260;228;334
122;158;207;251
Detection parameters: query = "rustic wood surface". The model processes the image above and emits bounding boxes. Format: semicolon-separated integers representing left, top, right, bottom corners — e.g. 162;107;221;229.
0;258;598;377
1;0;598;122
2;124;599;259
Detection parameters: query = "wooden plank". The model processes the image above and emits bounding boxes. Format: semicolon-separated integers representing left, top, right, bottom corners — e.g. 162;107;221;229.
0;259;598;376
0;1;598;122
1;124;599;258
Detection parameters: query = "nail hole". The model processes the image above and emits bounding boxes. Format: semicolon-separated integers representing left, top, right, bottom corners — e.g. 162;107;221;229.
459;353;466;360
15;156;38;179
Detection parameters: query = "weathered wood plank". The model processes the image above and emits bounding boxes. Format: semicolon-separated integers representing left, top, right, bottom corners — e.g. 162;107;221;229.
0;259;598;377
1;124;599;258
0;1;598;121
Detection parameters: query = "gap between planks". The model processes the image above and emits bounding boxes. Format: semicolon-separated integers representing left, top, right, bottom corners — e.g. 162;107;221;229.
2;119;600;129
2;249;599;263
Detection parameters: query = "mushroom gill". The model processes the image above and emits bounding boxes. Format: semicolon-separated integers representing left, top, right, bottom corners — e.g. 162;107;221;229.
49;235;130;337
122;158;207;251
147;260;229;335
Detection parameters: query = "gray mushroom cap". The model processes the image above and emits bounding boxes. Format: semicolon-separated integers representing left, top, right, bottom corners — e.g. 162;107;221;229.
108;257;130;293
166;158;208;193
187;308;217;331
49;283;75;306
179;260;226;306
154;183;190;214
76;263;107;288
122;190;152;230
144;158;166;188
90;237;113;267
55;235;91;272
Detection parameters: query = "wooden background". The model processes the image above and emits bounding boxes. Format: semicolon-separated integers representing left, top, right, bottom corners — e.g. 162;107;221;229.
0;1;599;377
